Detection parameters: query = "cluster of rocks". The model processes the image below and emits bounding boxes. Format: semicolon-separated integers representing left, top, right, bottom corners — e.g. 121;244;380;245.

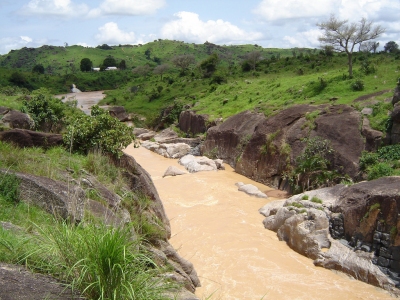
259;177;400;296
0;107;34;130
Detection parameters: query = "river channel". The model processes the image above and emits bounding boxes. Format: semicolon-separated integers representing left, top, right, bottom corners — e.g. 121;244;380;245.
124;145;394;300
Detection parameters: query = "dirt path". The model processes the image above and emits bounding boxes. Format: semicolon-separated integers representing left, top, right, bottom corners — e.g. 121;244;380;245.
124;145;395;300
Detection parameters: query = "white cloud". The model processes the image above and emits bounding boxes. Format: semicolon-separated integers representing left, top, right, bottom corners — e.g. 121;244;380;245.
283;29;321;48
95;22;146;45
0;36;45;54
88;0;165;17
160;11;263;44
254;0;335;21
19;0;89;17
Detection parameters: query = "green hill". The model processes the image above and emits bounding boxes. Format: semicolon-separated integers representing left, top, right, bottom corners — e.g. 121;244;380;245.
0;40;398;131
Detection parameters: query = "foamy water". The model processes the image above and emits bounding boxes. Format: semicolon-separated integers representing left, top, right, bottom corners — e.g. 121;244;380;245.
124;145;395;300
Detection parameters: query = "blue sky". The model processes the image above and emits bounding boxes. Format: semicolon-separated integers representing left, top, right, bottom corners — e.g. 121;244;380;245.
0;0;399;54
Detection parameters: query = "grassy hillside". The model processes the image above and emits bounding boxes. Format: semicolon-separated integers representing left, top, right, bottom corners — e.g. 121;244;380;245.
0;40;399;130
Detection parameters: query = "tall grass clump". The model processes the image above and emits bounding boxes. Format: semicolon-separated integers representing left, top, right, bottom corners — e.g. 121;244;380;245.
2;221;172;300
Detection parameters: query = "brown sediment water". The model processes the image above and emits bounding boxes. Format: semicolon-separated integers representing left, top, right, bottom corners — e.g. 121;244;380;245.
125;145;394;300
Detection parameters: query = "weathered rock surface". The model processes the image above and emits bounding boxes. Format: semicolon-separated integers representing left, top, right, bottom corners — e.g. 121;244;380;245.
179;110;209;135
0;263;84;300
392;85;400;106
202;105;378;190
0;169;85;222
0;110;34;130
0;129;63;148
260;179;400;295
154;128;179;143
235;182;268;198
179;154;224;173
163;166;188;177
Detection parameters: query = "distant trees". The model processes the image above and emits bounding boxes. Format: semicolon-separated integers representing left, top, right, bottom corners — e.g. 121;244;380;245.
384;41;399;53
317;14;385;77
32;64;45;74
103;56;117;68
171;54;195;75
80;58;93;72
132;65;151;78
96;44;114;50
360;41;380;53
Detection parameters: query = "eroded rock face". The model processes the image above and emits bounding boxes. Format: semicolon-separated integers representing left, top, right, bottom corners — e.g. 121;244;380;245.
0;110;34;130
203;105;372;188
179;110;209;135
0;129;63;148
260;179;400;295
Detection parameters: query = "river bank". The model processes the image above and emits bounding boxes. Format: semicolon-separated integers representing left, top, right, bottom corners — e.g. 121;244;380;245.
124;144;394;300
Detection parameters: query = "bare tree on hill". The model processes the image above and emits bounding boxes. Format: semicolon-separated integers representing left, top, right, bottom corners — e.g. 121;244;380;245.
317;14;385;78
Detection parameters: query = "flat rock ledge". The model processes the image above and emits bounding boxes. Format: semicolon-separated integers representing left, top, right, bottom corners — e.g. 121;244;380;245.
259;184;400;297
235;182;268;198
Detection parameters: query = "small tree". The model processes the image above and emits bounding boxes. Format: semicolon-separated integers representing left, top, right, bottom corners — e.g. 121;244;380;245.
246;51;262;71
384;41;399;53
103;56;117;68
199;53;219;78
119;59;127;70
171;54;195;75
317;15;385;77
80;58;93;72
132;65;151;78
153;64;169;80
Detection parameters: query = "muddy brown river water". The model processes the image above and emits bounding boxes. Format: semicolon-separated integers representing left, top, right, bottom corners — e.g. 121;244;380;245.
124;145;394;300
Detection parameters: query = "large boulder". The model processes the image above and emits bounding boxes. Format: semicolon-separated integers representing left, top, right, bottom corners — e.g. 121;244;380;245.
0;110;34;130
260;179;400;294
107;106;130;122
201;110;265;166
0;129;63;148
0;170;85;222
203;105;370;188
179;110;209;135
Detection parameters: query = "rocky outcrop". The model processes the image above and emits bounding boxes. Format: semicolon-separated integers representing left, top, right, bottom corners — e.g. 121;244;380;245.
392;84;400;106
0;129;63;148
0;169;85;222
0;109;34;130
260;178;400;295
179;110;209;135
202;105;373;189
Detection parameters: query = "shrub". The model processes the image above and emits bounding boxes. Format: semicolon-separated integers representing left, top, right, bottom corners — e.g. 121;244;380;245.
64;105;135;157
351;79;364;91
311;196;323;204
367;162;393;180
0;173;20;203
301;195;309;200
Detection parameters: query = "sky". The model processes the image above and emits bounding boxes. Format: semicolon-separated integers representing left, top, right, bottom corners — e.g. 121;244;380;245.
0;0;399;55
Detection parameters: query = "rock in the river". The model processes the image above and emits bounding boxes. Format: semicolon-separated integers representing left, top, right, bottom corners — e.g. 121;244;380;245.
163;166;188;177
179;154;224;173
235;182;267;198
71;84;81;93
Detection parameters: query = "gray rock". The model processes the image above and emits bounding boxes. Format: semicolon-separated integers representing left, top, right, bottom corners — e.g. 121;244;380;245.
163;166;188;177
235;182;268;198
71;84;81;93
361;107;373;115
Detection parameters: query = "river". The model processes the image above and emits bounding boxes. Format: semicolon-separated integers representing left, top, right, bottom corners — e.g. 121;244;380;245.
124;145;394;300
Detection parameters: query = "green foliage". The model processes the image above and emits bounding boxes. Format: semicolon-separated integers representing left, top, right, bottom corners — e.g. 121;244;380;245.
377;144;400;160
80;58;93;72
199;53;219;78
311;196;323;204
21;88;67;132
64;105;135;157
290;202;304;208
32;64;45;74
0;173;20;203
360;60;376;75
9;72;31;89
301;195;309;200
359;151;379;171
102;55;117;68
260;131;280;156
351;79;364;91
366;162;394;180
